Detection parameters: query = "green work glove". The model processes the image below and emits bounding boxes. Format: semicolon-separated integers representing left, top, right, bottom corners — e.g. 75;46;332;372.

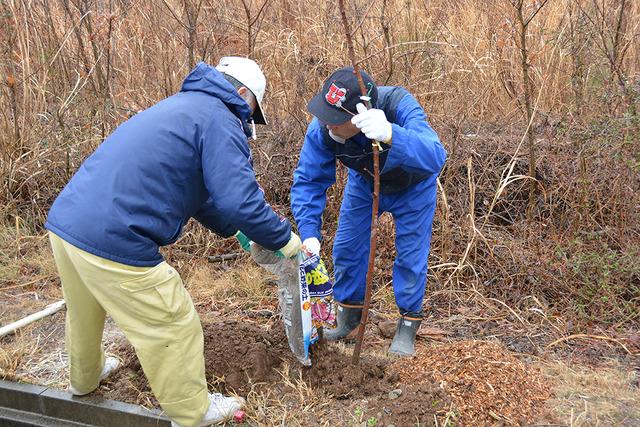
234;231;252;252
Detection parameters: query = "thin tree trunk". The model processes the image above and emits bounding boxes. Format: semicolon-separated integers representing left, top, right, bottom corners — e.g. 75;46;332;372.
336;0;380;365
516;1;537;219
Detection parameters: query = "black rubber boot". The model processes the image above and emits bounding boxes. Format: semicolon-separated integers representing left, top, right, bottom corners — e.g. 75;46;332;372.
388;313;422;357
324;302;362;341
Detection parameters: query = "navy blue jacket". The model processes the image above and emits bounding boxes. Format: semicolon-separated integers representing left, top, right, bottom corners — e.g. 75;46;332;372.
46;63;291;266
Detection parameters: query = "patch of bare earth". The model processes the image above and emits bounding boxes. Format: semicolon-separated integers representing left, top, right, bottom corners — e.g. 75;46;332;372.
100;319;451;426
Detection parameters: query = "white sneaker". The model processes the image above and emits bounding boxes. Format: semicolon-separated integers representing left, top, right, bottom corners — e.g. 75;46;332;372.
69;356;120;396
171;393;245;427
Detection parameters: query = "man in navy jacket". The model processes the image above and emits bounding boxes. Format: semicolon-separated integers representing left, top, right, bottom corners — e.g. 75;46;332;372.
291;67;446;357
46;57;301;427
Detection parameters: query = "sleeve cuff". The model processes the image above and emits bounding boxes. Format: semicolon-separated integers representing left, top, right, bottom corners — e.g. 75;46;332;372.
298;223;321;242
381;124;404;173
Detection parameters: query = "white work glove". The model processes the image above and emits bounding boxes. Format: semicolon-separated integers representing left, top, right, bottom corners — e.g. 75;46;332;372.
302;237;321;256
276;231;302;258
351;103;393;144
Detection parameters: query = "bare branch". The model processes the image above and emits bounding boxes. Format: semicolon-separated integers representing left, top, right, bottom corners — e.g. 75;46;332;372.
350;1;377;36
524;0;550;27
160;0;189;31
250;0;270;27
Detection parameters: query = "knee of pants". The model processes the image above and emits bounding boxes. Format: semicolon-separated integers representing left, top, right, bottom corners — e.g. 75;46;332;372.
333;249;369;304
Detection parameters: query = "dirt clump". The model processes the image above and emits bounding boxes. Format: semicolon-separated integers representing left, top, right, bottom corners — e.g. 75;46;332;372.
303;343;398;398
202;319;290;394
303;344;451;425
99;319;291;404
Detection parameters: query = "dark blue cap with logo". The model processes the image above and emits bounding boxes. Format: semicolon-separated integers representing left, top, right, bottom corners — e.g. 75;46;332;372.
307;67;378;125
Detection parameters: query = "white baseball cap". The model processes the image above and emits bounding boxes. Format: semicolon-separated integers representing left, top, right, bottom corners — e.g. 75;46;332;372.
216;56;267;125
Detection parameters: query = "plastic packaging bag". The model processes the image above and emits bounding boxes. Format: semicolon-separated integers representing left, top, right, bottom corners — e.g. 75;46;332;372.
251;245;312;366
301;254;337;343
251;247;336;366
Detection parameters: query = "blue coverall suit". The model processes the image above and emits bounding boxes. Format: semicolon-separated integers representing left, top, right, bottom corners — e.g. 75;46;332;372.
291;87;447;314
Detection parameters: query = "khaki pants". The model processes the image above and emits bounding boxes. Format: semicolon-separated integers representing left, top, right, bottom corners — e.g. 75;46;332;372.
49;232;209;427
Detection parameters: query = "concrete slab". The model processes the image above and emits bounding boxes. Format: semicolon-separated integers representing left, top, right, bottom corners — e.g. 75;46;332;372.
0;381;48;414
0;406;89;426
0;380;171;427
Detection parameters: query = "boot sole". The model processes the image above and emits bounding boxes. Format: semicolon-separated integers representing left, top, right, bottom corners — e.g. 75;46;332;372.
388;349;415;357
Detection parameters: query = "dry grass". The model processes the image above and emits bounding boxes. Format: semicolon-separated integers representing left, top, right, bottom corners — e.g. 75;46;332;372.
186;259;272;301
184;258;281;319
0;223;61;352
0;230;637;425
0;313;65;385
242;369;333;426
540;360;640;426
0;333;33;380
0;225;58;291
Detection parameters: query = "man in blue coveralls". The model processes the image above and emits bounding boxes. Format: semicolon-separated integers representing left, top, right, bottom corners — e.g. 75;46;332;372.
291;67;447;356
46;57;301;427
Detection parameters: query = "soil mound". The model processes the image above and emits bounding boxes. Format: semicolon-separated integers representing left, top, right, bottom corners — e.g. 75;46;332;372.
303;343;397;398
202;319;290;394
102;319;451;425
303;342;451;425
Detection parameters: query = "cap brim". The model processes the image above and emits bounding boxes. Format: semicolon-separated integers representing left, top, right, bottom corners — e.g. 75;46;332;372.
253;100;267;125
307;94;352;125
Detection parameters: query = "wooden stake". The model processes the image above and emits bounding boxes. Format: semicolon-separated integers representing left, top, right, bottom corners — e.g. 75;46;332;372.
336;0;380;365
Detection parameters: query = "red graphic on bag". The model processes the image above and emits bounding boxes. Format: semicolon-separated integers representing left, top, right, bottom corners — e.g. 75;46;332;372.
325;83;347;107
